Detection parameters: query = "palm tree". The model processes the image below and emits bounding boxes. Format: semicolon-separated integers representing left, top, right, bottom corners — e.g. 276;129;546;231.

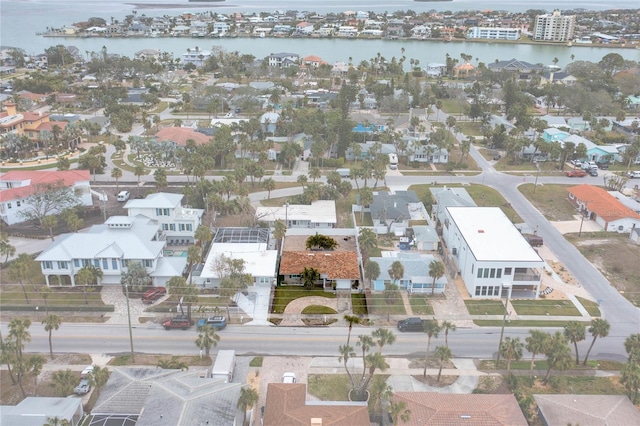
50;369;77;396
388;260;404;286
194;225;212;248
45;417;71;426
76;265;102;304
8;318;32;397
90;365;110;389
500;337;523;377
308;167;321;183
262;178;276;199
389;400;411;424
111;167;123;192
358;186;374;223
301;267;320;290
186;245;202;284
357;228;377;259
428;260;445;295
625;334;640;360
372;328;396;354
8;253;33;304
621;360;640;404
543;331;573;384
42;314;61;360
237;387;259;420
427;344;451;385
157;356;188;370
344;314;362;348
583;318;610;365
441;321;456;348
526;330;550;377
564;321;586;365
195;325;220;356
422;319;441;377
364;260;380;286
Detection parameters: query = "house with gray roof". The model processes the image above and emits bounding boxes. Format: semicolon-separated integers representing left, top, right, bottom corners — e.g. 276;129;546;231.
369;190;422;235
430;186;477;226
488;58;544;75
411;224;440;251
92;367;244;426
36;216;186;286
369;252;446;293
534;394;640;426
406;140;449;164
124;192;204;246
1;397;83;426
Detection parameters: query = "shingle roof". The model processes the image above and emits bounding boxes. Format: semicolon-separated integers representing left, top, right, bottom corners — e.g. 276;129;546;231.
392;392;527;426
534;394;640;426
568;184;640;222
124;192;183;209
263;383;369;426
370;191;420;221
279;251;360;279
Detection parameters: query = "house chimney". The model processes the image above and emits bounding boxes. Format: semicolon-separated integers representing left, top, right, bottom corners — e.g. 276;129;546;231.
4;102;17;116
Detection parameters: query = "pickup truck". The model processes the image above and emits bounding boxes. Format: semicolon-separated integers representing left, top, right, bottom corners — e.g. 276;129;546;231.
565;170;587;177
163;316;193;330
397;317;426;332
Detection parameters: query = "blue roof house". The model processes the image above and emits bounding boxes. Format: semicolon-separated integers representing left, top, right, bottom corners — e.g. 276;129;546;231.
369;253;447;294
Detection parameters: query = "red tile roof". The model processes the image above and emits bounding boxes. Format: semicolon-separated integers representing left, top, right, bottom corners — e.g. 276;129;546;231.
36;121;69;132
568;184;640;222
264;383;369;426
279;251;360;280
392;392;528;426
154;127;211;146
0;170;90;202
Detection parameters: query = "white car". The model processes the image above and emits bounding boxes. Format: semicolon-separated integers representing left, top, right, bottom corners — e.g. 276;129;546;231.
282;372;297;383
81;365;94;378
74;379;91;395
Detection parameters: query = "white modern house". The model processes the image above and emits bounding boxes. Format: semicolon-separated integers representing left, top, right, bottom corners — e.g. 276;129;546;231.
441;207;544;298
467;27;521;40
36;216;186;286
255;200;337;228
181;47;212;67
124;192;204;245
191;228;278;288
0;170;92;225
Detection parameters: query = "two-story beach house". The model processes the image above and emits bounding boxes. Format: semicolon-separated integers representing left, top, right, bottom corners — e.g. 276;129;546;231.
441;207;544;298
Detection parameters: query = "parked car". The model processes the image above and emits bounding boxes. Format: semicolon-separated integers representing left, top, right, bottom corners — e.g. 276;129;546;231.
397;317;426;332
74;379;91;395
80;365;94;379
627;171;640;179
197;315;227;331
163;316;193;330
142;287;166;304
596;162;609;170
524;234;544;247
117;190;130;202
282;372;297;383
581;161;598;170
565;170;587;177
493;154;502;161
570;159;582;168
588;168;598;177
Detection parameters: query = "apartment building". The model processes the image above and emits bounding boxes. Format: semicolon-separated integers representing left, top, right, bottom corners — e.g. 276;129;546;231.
533;10;575;42
467;27;521;40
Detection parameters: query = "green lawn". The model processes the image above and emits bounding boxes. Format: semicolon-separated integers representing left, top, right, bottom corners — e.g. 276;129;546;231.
307;374;352;401
302;305;337;314
575;297;601;317
272;287;336;314
518;183;579;221
510;299;581;316
410;296;434;315
0;284;107;308
465;300;505;315
351;294;367;315
368;294;406;316
456;121;484;136
354;212;374;226
440;99;469;115
474;320;589;327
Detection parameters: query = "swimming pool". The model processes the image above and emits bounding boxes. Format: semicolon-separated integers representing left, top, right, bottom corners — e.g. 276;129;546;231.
164;250;188;257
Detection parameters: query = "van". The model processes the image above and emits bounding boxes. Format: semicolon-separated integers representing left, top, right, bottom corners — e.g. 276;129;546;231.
336;168;351;178
117;191;130;202
627;171;640;179
388;153;398;170
211;350;236;383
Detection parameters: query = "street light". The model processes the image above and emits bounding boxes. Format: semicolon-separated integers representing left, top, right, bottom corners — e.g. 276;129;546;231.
35;306;39;321
284;202;289;229
496;283;512;366
124;283;135;362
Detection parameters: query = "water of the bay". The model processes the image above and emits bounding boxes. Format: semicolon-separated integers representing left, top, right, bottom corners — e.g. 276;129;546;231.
1;0;639;67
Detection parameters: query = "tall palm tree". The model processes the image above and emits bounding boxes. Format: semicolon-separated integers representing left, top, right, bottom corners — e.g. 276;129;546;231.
8;318;32;397
50;369;77;396
111;167;123;192
500;337;523;377
434;345;452;382
186;245;202;284
344;314;362;349
372;328;396;354
526;330;550;377
441;321;457;348
625;334;640;360
543;331;573;384
8;253;33;304
195;325;220;356
388;261;404;286
621;361;640;404
564;321;586;365
422;319;441;377
428;260;445;295
237;386;259;419
583;318;610;365
42;314;61;360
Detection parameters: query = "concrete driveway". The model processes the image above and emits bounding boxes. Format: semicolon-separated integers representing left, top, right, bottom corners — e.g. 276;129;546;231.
550;215;603;234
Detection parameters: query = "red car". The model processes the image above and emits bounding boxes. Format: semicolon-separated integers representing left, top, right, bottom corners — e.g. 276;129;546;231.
142;287;166;304
162;316;193;330
565;170;587;177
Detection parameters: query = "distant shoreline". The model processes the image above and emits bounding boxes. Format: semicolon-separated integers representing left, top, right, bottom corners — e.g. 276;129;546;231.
127;3;229;9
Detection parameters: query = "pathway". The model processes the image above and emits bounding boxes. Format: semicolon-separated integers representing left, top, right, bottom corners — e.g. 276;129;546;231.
280;296;339;327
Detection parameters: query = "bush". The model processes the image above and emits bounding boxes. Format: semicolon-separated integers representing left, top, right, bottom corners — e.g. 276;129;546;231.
321;158;345;168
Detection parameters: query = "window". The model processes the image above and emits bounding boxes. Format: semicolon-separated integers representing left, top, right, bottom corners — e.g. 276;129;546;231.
477;268;482;278
162;224;169;231
74;259;80;267
475;287;481;296
156;208;170;216
494;287;500;296
497;269;502;278
483;269;489;278
94;259;100;267
43;261;53;269
7;202;11;209
57;261;67;269
102;259;108;269
82;259;89;267
121;259;127;268
489;268;495;278
481;286;487;296
504;268;512;275
16;201;21;207
112;259;118;269
143;259;153;268
179;223;193;232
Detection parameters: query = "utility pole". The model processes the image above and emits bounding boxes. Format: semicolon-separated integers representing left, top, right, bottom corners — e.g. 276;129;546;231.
124;283;135;362
496;283;511;366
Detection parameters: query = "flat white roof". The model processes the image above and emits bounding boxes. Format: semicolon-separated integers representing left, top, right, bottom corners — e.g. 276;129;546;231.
255;200;337;224
200;243;278;279
447;207;543;263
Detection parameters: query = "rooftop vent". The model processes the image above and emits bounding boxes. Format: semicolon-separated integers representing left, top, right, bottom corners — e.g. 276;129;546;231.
478;229;485;233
